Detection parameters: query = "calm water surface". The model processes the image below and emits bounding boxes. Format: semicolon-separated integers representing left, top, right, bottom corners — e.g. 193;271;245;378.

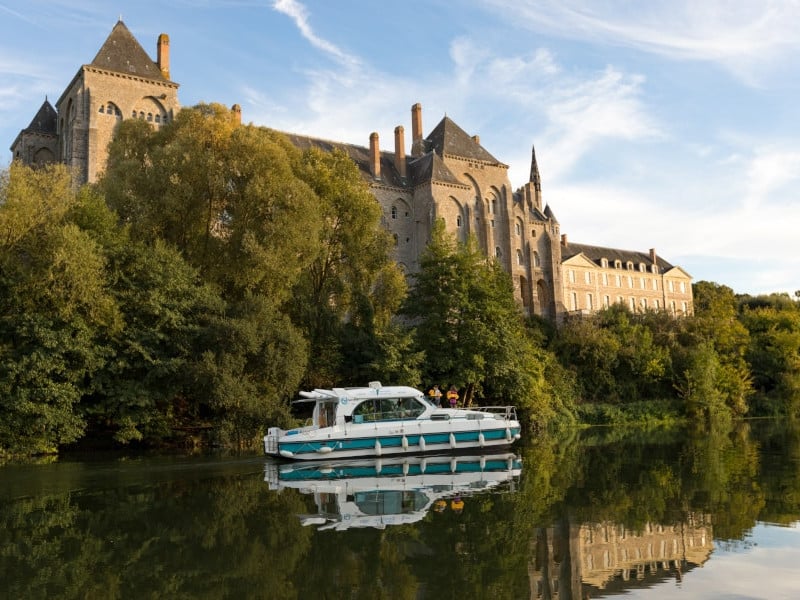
2;420;800;599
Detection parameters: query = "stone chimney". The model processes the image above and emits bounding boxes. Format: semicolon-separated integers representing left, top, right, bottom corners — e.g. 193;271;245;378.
369;132;381;179
157;33;170;79
411;103;424;157
472;135;480;145
394;125;406;179
649;248;657;265
231;104;242;125
561;233;568;246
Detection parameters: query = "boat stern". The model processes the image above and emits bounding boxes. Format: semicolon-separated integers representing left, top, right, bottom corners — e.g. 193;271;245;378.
264;427;283;456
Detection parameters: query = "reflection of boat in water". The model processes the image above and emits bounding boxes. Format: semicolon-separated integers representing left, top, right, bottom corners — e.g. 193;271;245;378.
263;382;521;460
264;453;522;530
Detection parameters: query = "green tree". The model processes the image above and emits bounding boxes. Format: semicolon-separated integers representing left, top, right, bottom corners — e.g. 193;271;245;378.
0;164;118;454
289;147;408;387
403;220;550;421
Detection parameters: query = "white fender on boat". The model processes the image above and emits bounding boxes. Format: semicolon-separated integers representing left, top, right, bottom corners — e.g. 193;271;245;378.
450;457;458;472
401;435;408;450
449;433;457;449
505;427;512;442
420;458;427;473
419;436;426;452
375;440;382;457
316;446;332;454
402;461;409;476
279;449;294;458
478;432;486;447
375;458;383;473
480;456;486;470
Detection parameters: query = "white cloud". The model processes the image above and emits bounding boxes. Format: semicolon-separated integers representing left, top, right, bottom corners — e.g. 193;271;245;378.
482;0;800;85
272;0;362;70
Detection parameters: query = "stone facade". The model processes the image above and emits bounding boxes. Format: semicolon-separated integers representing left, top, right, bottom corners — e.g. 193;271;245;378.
9;21;693;322
11;20;179;185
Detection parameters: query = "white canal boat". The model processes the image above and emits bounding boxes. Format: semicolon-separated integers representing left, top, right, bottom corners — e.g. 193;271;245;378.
264;452;522;530
264;382;522;460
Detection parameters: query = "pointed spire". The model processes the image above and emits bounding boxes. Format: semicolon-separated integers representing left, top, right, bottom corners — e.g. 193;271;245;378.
530;144;541;192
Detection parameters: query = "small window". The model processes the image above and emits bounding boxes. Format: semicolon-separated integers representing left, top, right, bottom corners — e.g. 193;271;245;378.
491;220;495;228
515;222;522;236
652;279;658;291
651;265;658;274
587;293;593;310
569;270;576;283
680;281;686;293
393;234;398;246
155;114;161;123
533;252;540;267
391;206;397;219
146;113;153;122
516;250;524;266
639;263;646;272
457;215;462;227
614;260;622;269
531;229;537;238
98;105;105;113
495;247;502;258
601;258;608;268
584;271;591;284
615;274;621;287
626;261;634;270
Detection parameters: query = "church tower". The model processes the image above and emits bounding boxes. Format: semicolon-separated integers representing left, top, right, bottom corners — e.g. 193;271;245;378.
19;20;182;185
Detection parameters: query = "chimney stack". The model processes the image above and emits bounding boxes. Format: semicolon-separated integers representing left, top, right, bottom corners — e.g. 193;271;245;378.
561;234;568;247
472;135;480;145
394;125;406;179
157;33;170;79
369;132;381;179
411;103;423;157
231;104;242;125
649;248;657;265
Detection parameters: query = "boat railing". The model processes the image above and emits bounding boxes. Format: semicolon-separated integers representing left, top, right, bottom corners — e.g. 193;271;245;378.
477;406;518;421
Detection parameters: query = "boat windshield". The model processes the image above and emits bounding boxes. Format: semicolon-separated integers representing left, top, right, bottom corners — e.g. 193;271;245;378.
352;397;426;423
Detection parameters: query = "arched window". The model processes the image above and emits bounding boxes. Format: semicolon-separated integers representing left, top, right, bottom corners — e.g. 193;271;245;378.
99;105;105;113
516;249;524;266
639;263;646;272
515;222;522;236
601;258;608;268
614;260;622;268
533;251;540;267
456;215;462;227
495;247;502;258
626;261;634;270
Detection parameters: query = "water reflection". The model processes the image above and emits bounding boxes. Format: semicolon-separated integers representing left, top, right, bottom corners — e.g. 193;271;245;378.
531;515;714;598
265;453;522;530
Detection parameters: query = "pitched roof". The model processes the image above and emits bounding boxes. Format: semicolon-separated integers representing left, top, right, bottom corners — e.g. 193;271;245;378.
408;152;468;188
281;132;409;187
89;20;167;82
561;241;675;270
23;99;57;135
426;116;500;163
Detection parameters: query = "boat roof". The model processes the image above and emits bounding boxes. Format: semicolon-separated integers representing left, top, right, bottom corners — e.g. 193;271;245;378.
296;383;424;402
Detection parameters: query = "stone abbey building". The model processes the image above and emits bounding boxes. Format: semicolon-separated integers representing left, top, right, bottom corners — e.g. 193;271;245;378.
10;21;693;321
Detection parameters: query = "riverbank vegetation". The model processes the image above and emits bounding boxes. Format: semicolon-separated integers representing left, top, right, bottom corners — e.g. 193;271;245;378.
2;104;799;456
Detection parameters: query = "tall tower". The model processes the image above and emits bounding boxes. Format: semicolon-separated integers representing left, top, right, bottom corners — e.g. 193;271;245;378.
53;20;180;184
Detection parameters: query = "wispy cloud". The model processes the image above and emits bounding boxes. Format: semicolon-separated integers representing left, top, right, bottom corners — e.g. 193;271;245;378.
272;0;362;70
482;0;800;85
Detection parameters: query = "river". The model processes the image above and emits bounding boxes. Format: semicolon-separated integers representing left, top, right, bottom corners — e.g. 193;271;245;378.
2;419;799;599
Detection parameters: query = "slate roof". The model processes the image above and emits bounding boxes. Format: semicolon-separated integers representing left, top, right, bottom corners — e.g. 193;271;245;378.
22;100;57;135
282;132;408;187
561;241;675;270
89;20;168;82
426;116;501;163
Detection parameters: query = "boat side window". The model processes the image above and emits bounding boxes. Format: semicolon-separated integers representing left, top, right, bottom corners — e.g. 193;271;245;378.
353;400;378;423
352;397;425;422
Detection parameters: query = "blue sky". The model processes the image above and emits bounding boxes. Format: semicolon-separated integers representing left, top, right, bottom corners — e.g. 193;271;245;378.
2;0;799;296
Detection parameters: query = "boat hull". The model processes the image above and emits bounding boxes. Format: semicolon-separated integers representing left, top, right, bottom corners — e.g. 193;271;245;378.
265;421;522;460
